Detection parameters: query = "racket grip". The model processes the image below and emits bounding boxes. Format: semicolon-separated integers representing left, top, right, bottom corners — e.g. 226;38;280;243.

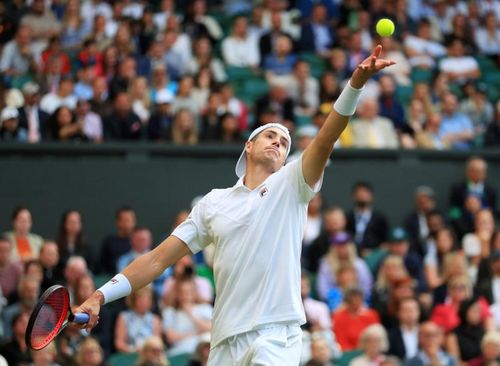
72;313;90;324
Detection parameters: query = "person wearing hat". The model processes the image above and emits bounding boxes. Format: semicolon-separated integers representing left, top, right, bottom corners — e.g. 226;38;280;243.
17;81;49;143
148;89;175;141
0;106;27;142
77;45;394;365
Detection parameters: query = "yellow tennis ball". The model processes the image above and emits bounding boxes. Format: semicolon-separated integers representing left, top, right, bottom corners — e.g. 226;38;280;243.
376;18;395;37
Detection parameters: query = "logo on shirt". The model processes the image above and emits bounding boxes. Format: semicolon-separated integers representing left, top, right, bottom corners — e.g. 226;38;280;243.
260;187;268;197
110;278;118;284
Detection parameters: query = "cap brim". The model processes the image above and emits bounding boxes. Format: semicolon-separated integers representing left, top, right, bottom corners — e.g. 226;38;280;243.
235;149;246;178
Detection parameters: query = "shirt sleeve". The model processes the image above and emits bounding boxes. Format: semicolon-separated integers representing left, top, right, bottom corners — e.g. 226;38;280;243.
171;194;212;254
284;153;323;204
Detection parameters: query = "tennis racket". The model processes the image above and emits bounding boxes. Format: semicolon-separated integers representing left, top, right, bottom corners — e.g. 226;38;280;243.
26;285;90;350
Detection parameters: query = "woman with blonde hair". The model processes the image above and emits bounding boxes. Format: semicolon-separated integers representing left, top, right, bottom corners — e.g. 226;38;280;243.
75;337;107;366
350;324;389;366
136;336;169;366
171;109;198;145
316;232;372;302
115;286;162;353
128;77;151;123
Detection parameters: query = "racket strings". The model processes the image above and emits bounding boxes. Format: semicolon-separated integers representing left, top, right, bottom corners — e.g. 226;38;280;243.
29;290;68;349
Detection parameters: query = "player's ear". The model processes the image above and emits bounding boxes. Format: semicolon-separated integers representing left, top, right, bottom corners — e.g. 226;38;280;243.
245;140;253;154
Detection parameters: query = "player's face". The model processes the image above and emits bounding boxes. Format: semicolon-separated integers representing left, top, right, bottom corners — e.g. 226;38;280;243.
247;128;289;172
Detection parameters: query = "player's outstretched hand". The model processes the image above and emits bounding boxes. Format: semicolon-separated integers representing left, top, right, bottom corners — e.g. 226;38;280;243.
351;45;396;88
74;291;103;332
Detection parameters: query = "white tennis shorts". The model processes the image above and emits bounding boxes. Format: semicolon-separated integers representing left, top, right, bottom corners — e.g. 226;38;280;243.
207;323;302;366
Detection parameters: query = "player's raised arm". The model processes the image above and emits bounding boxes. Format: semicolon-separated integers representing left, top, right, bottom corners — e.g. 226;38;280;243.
76;235;190;330
301;45;395;187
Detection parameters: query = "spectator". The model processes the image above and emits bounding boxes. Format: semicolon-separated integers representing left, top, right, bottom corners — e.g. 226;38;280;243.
0;312;32;365
2;275;40;339
162;277;212;357
128;76;151;124
346;181;389;255
0;106;27;142
449;156;497;216
73;275;113;358
424;228;457;290
63;256;88;300
306;206;347;272
136;336;169;366
443;14;477;54
432;252;469;306
75;98;103;142
439;38;480;86
4;206;43;263
183;0;222;43
327;48;350;84
0;237;23;302
108;56;137;101
98;206;136;274
172;75;201;120
40;36;71;78
38;240;61;291
30;342;59;366
415;113;449;150
263;33;297;77
148;89;175;141
476;249;500;305
254;79;295;130
478;331;500;366
0;25;39;84
474;12;500;57
104;92;144;140
163;255;213;305
378;35;411;86
404;19;447;69
388;297;421;360
222;16;260;68
73;64;95;101
333;285;380;351
218;113;240;143
351;98;399;149
317;232;373;302
438;92;474;150
462;209;496;282
218;83;248;133
405;321;457;366
460;82;495;147
299;4;335;56
74;337;107;366
115;286;161;353
403;186;436;257
446;297;486;366
61;0;92;51
485;109;500;147
40;77;78;114
302;191;324;251
187;333;210;366
345;31;370;74
48;106;88;142
187;36;226;83
319;71;341;105
378;74;408;133
17;81;49;142
277;60;319;117
305;335;334;366
191;67;212;111
350;324;389;366
171;108;198;145
259;10;294;65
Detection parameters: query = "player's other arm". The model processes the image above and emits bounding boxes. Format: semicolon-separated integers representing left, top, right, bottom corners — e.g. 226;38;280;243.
76;235;191;329
302;45;395;188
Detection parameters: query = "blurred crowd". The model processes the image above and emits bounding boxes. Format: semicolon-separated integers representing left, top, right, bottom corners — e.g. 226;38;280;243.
0;154;498;366
0;0;499;148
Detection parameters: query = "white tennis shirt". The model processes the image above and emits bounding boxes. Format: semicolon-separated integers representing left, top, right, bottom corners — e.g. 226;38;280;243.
172;155;321;347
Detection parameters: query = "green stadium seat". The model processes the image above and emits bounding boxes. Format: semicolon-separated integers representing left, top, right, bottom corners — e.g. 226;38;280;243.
196;265;215;289
476;55;498;73
335;349;363;366
410;68;433;83
295;115;312;127
364;248;388;277
168;352;192;366
92;273;112;288
108;352;138;366
300;52;327;79
241;77;269;105
226;66;257;82
395;85;413;104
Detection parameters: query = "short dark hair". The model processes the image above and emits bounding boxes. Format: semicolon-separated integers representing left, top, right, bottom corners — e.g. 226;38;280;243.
352;181;373;193
11;205;29;221
115;206;135;219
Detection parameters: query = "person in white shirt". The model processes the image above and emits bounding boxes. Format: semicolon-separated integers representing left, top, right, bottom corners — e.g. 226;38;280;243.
40;77;78;114
222;16;260;68
77;45;395;365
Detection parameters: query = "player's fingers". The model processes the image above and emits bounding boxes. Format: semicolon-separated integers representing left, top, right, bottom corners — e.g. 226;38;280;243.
372;44;382;58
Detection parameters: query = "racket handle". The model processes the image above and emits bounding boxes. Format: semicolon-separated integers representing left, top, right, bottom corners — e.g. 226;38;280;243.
72;313;90;324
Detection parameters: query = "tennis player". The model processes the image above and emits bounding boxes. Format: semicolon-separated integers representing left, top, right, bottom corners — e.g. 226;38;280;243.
77;45;394;365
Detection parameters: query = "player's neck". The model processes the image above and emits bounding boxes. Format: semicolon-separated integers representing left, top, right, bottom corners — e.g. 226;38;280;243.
243;166;273;190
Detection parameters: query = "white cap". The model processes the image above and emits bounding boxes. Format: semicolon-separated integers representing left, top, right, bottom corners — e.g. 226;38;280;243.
0;106;19;122
235;123;291;178
156;89;174;104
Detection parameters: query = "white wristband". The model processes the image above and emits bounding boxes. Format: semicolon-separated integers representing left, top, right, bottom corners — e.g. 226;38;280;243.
333;81;364;116
97;273;132;304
